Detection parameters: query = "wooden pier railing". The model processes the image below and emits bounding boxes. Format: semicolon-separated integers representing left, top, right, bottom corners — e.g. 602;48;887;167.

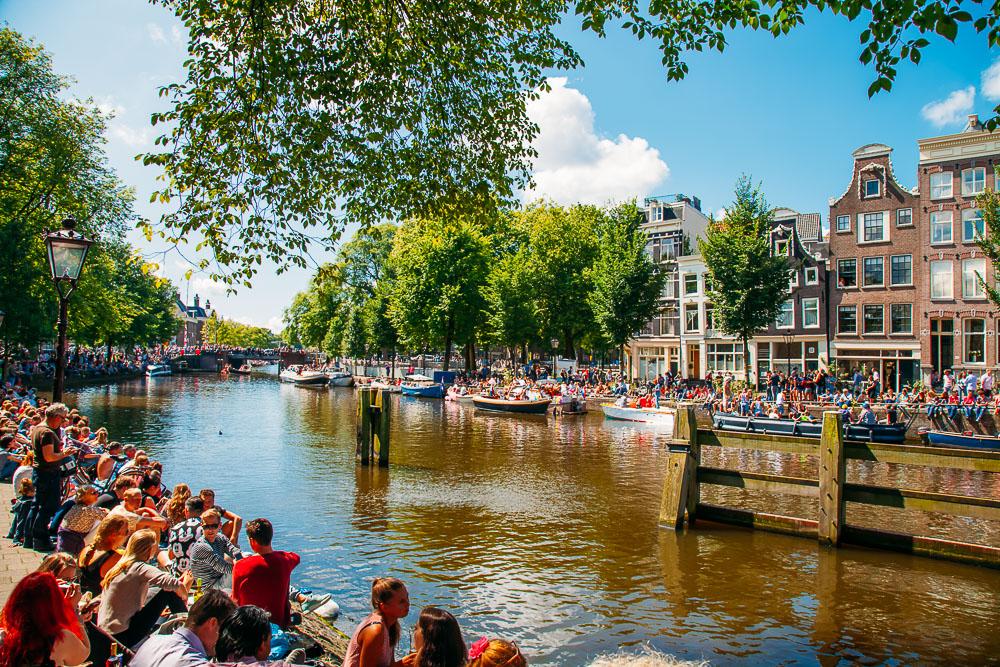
660;405;1000;568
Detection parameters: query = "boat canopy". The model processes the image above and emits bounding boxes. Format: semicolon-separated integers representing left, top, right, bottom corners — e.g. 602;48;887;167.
405;374;434;382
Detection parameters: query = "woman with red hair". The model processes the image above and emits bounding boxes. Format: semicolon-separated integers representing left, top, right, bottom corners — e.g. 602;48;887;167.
0;571;89;666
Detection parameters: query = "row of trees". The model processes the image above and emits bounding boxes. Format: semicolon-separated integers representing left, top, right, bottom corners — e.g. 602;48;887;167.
283;202;665;371
0;28;180;357
201;314;280;349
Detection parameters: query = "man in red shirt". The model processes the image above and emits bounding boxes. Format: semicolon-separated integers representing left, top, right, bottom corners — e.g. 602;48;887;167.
232;518;300;628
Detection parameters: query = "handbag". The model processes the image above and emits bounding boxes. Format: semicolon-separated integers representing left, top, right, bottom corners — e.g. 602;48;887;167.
58;456;77;478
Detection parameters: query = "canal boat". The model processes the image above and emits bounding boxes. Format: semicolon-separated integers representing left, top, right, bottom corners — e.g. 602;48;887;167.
472;395;551;414
145;363;171;378
279;365;329;386
370;379;401;393
400;374;446;398
446;386;476;402
230;364;253;375
601;404;675;429
326;369;355;387
553;395;588;415
923;429;1000;452
712;413;908;444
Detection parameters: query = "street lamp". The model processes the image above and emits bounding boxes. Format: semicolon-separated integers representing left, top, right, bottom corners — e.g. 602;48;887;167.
44;215;94;402
550;338;559;380
782;332;793;376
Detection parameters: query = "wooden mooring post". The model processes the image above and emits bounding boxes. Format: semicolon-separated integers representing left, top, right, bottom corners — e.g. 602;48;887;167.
662;407;1000;567
356;387;390;467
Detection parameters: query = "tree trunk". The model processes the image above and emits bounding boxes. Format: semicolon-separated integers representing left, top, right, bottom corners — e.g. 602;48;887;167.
464;340;474;373
442;317;453;372
622;343;628;379
391;343;396;379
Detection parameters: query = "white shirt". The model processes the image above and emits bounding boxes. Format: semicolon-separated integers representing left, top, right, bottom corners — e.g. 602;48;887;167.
129;627;209;667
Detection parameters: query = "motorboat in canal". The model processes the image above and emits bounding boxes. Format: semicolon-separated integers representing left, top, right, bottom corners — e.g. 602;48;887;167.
326;369;355;387
400;374;446;398
712;413;908;444
553;395;588;415
472;395;551;414
279;365;329;386
602;404;674;430
445;386;476;402
230;364;253;375
370;379;401;393
146;363;171;378
923;429;1000;452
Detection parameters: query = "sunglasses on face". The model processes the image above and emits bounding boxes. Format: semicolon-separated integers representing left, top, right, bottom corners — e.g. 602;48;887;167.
202;523;220;529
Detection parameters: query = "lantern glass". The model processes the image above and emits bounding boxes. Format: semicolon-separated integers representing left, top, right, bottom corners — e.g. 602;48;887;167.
550;338;559;350
46;237;91;281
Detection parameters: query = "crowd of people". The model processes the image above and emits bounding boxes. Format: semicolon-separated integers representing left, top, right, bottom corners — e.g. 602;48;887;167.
0;384;536;666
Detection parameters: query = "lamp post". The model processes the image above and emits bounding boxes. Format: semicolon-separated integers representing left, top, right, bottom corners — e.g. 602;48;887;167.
550;337;559;380
0;310;5;385
782;332;793;376
44;216;94;403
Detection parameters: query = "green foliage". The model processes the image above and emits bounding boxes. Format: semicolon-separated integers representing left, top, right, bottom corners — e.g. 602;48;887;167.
387;217;489;370
587;201;666;354
201;313;276;348
974;189;1000;305
700;176;790;385
0;27;177;351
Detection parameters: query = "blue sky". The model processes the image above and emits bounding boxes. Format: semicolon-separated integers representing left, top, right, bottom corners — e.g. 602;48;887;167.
1;0;993;331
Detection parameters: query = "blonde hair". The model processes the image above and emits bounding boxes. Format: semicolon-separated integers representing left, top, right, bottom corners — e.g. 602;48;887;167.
80;515;129;565
468;640;527;667
101;529;158;588
16;477;34;496
164;483;191;524
37;552;77;578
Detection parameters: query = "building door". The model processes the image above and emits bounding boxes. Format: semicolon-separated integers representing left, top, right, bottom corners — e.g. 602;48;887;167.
883;360;897;393
667;346;679;375
930;318;954;375
687;344;701;379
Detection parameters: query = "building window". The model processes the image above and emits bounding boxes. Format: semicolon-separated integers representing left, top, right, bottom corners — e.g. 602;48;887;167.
962;167;986;196
963;208;984;242
776;300;794;329
838;258;857;288
896;208;912;227
683;273;698;295
838;306;857;334
789;271;798;290
836;215;850;232
704;303;715;331
930;260;953;299
890;254;912;286
861;212;885;242
963;258;987;298
930;171;953;199
706;343;744;372
863;257;884;287
802;298;820;328
703;275;714;293
775;240;789;256
964;319;986;363
684;303;700;332
863;304;884;334
651;207;663;222
890;304;912;334
930;210;953;244
864;179;880;197
804;267;818;285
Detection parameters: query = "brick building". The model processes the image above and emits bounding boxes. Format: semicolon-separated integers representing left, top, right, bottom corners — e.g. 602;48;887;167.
828;143;921;391
917;114;1000;382
753;208;830;380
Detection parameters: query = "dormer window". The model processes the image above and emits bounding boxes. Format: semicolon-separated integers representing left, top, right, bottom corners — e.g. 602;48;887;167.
864;179;880;197
651;206;663;222
775;240;789;256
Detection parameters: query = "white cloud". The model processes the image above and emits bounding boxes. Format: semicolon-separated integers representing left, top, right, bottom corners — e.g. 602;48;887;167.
231;314;284;333
524;77;669;206
94;96;125;118
170;25;185;47
110;123;152;148
146;23;167;45
982;59;1000;101
921;86;976;127
713;208;726;221
190;276;228;300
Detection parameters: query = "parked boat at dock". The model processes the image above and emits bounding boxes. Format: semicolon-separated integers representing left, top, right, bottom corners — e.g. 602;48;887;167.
472;395;551;414
326;369;355;387
370;379;401;393
601;404;675;430
712;413;908;444
923;429;1000;452
400;374;445;398
231;364;253;375
280;365;329;386
146;363;171;377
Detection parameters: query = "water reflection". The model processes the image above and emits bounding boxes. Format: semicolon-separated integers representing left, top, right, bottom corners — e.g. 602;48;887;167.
68;376;1000;665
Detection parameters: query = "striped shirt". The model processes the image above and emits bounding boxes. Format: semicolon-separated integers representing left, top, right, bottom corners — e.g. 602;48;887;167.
188;534;242;590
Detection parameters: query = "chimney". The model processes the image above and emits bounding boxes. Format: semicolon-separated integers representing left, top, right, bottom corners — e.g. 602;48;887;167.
194;294;200;309
967;114;982;131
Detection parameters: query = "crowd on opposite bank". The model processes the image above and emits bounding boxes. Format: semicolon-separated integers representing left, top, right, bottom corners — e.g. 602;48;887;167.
0;386;536;667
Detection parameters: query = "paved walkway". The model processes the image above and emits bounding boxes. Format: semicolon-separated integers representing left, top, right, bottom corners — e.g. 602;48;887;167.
0;481;44;602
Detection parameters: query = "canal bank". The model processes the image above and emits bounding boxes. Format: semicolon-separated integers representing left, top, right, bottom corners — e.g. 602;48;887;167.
65;374;1000;665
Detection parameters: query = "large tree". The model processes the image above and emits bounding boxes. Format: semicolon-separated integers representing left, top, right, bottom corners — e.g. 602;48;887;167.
141;0;987;285
387;218;489;371
973;189;1000;305
700;177;790;387
587;202;665;376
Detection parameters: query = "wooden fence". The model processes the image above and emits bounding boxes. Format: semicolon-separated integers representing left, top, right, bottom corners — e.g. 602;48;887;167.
660;405;1000;568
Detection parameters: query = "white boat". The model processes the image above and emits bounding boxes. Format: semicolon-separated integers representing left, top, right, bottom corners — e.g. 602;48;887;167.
326;370;355;387
146;363;172;377
601;404;675;431
446;387;476;402
280;365;329;385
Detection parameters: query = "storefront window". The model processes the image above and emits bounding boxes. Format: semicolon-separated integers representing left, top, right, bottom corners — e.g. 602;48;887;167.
706;343;744;372
964;319;986;364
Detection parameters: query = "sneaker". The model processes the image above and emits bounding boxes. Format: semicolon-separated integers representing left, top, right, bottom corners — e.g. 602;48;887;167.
300;593;332;614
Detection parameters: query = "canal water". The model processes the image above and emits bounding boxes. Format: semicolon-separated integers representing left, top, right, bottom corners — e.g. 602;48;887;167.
68;373;1000;665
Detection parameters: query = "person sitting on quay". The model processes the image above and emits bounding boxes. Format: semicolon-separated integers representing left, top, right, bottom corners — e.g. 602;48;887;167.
54;483;108;555
109;486;169;539
168;496;206;575
402;606;466;667
189;508;244;590
77;514;129;596
200;487;243;547
946;391;960;420
467;639;527;667
856;402;877;426
213;605;308;665
344;577;410;667
0;571;90;666
164;482;193;526
129;589;237;667
95;474;136;510
94;440;125;486
7;476;35;545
